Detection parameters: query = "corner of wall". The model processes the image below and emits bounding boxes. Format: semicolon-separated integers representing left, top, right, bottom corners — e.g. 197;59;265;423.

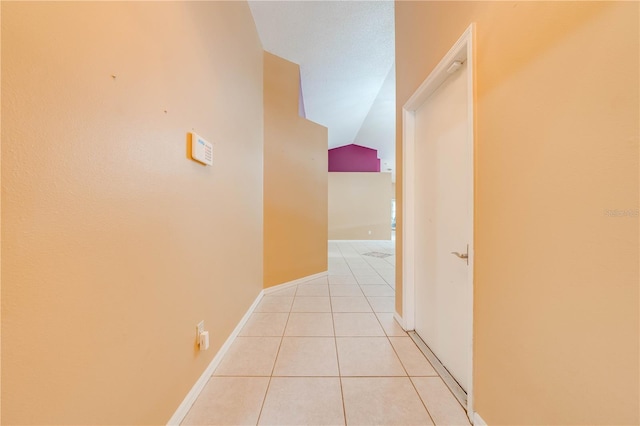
263;53;328;288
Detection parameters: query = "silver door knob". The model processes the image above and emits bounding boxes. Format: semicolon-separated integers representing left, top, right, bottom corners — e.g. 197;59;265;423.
451;244;469;265
451;251;468;259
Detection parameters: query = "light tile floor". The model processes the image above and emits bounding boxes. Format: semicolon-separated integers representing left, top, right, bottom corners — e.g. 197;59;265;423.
182;240;470;426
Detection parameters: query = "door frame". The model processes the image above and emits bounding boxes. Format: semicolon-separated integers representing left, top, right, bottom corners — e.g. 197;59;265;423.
401;23;475;416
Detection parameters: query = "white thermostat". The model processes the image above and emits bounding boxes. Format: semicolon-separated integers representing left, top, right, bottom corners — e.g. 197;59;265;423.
190;132;213;166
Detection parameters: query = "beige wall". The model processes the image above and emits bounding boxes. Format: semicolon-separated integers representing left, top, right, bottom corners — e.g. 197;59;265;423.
396;2;639;424
263;52;328;287
1;2;264;424
329;172;392;240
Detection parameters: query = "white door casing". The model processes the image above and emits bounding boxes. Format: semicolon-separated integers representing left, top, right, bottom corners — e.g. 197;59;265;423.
402;23;475;416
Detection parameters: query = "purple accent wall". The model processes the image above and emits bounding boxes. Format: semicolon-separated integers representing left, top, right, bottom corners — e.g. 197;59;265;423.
328;144;381;172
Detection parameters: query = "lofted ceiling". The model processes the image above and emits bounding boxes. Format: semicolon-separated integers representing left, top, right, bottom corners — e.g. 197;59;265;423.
248;1;396;180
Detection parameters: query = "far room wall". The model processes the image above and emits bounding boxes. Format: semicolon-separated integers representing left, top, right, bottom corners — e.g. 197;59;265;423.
328;172;392;240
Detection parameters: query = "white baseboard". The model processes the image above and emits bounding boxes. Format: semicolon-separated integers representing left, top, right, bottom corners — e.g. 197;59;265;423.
393;311;407;330
167;270;327;425
263;270;328;295
473;412;488;425
166;290;264;425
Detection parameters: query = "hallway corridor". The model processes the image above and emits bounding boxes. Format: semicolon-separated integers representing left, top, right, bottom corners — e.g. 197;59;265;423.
182;241;470;425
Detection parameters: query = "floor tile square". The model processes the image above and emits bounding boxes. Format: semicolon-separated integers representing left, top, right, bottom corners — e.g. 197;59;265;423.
331;296;372;313
350;267;376;276
329;285;363;297
380;273;395;284
265;286;297;297
328;268;352;276
240;313;288;336
273;337;339;376
361;285;395;297
302;277;329;286
367;296;395;313
355;275;386;285
333;313;385;337
328;275;357;285
375;266;395;274
291;296;331;312
342;377;432;425
258;377;344;425
412;377;470;425
254;296;293;313
336;337;406;376
284;313;334;336
363;259;388;267
375;313;407;336
295;284;329;297
182;377;269;426
214;337;280;376
389;337;437;376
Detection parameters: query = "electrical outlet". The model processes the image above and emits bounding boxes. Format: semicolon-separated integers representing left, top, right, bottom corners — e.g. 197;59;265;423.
196;320;209;350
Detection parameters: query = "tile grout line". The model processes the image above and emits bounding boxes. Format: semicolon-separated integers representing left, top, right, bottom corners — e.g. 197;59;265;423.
408;376;438;426
254;284;298;425
329;272;347;426
352;249;393;286
350;244;396;331
370;242;439;425
350;242;438;426
193;240;444;425
332;243;349;426
333;240;438;424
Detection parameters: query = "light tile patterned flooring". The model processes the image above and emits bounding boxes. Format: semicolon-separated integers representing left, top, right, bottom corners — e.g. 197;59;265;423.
182;240;470;426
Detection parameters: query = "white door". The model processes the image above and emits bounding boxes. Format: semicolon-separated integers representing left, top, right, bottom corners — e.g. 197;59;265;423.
413;60;472;391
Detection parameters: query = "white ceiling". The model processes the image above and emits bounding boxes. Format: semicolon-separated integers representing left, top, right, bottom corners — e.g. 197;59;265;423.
249;1;396;179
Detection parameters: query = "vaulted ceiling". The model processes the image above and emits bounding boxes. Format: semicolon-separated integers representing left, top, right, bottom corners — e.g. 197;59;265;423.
249;1;396;179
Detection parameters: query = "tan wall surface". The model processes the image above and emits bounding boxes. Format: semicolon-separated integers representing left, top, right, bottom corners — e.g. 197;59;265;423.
263;52;328;288
329;172;392;240
396;2;639;424
1;2;264;424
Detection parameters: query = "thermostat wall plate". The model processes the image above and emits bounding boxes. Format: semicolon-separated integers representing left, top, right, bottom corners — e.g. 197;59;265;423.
190;132;213;166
